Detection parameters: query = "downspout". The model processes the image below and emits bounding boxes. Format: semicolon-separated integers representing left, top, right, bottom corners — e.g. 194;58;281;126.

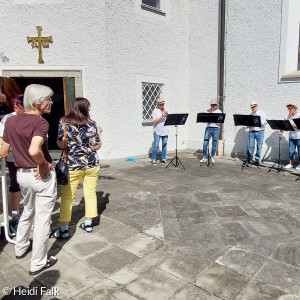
217;0;226;155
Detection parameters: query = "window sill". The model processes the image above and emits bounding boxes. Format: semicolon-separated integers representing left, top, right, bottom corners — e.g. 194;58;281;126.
141;3;166;16
282;71;300;79
142;121;153;126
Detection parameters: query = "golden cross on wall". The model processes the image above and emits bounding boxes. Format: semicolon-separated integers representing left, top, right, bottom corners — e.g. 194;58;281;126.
27;26;53;64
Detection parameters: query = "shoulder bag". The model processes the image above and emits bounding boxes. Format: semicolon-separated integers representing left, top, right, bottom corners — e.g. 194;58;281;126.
55;119;69;185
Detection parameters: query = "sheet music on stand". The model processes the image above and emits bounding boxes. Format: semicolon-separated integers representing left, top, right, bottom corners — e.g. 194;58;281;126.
233;114;261;127
196;113;226;124
164;113;189;169
164;114;188;126
267;120;294;132
196;113;226;167
233;114;262;170
267;119;294;174
292;118;300;129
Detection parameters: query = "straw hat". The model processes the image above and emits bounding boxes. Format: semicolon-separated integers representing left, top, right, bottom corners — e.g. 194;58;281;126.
210;99;218;105
286;102;298;110
156;98;165;104
250;101;258;108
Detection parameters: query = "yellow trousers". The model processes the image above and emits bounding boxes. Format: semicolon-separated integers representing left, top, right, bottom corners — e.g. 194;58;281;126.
59;165;100;222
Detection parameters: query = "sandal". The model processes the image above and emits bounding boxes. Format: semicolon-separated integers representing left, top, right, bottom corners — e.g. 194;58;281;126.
49;229;69;239
79;222;93;232
29;256;57;275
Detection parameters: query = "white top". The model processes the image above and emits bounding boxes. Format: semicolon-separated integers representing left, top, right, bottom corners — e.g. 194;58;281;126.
152;107;169;136
250;109;267;131
206;108;223;128
0;112;16;162
289;112;300;139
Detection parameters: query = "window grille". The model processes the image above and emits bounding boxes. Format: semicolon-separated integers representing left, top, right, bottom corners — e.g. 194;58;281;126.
142;0;160;9
142;82;164;123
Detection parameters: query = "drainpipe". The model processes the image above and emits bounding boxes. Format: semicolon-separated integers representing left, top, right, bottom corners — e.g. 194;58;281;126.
217;0;226;156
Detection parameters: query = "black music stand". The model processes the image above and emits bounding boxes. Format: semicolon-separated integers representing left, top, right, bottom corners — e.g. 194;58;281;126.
233;114;261;170
164;113;189;169
197;113;226;167
293;118;300;129
267;120;294;174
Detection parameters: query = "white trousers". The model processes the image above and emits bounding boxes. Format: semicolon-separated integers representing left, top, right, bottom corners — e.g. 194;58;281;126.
16;169;57;272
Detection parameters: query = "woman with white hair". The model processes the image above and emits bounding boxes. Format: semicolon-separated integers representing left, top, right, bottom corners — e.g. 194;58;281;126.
0;84;58;275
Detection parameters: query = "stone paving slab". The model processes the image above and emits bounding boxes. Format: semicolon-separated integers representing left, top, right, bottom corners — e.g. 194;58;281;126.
1;153;300;299
195;262;252;299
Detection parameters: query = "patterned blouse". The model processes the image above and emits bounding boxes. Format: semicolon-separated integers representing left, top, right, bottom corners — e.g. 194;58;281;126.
57;119;101;171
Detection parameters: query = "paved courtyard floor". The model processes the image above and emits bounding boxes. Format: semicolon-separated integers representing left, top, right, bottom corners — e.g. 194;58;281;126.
1;152;300;299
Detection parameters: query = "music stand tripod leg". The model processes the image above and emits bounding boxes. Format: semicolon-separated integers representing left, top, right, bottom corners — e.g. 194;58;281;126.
242;132;251;170
268;135;284;174
206;147;212;168
241;131;260;170
176;155;185;169
165;125;185;169
166;156;176;168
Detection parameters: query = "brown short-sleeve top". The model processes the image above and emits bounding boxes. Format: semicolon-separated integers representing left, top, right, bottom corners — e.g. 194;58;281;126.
3;114;52;168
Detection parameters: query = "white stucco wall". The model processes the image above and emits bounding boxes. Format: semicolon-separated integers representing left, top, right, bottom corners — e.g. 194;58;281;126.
103;0;190;159
224;0;300;161
187;0;220;151
0;0;190;160
1;0;299;161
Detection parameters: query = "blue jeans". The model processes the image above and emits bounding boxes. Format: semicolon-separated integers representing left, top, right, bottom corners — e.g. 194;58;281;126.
289;139;300;160
152;131;168;161
247;131;264;161
203;127;220;157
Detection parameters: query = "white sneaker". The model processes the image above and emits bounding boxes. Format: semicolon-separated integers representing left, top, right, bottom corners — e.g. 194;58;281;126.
285;164;293;169
211;158;215;164
199;157;206;163
151;160;156;165
296;164;300;170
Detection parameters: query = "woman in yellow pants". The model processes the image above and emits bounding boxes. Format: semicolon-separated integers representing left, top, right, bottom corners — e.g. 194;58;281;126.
51;97;102;238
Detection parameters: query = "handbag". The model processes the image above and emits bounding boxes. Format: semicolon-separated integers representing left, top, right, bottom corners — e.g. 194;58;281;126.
55;119;69;185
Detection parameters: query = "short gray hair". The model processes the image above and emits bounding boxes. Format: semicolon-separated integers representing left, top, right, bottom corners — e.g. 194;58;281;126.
24;84;54;110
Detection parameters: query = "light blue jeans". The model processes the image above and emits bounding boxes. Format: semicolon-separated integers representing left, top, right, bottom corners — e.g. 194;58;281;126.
152;131;168;161
203;127;220;157
289;139;300;160
247;131;264;161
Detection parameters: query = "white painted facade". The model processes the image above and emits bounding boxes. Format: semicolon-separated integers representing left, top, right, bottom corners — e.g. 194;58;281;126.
0;0;299;161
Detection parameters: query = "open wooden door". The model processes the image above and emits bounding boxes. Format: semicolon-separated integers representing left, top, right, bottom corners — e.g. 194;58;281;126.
0;77;22;110
63;77;75;115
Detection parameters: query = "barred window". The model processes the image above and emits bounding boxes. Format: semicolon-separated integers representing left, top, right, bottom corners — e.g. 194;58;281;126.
142;82;164;123
142;0;160;9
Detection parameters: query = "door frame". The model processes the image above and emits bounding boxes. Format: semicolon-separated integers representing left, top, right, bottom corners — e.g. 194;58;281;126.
0;67;83;97
0;67;83;159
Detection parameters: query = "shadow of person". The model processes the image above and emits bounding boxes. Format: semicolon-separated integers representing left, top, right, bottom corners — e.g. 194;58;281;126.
148;141;162;160
49;189;110;253
2;270;60;299
262;131;289;163
231;127;249;160
194;149;202;160
0;226;9;255
93;191;110;226
49;196;85;255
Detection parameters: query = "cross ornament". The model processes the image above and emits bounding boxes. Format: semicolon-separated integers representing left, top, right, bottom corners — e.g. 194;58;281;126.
27;26;53;64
